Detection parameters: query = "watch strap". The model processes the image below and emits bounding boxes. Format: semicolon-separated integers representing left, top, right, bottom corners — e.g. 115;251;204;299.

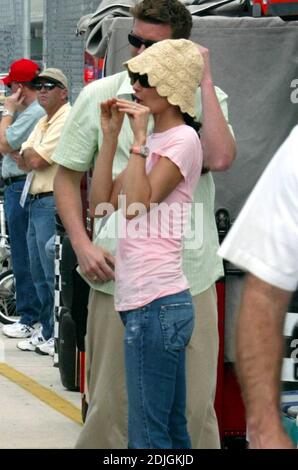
130;145;149;158
2;108;14;118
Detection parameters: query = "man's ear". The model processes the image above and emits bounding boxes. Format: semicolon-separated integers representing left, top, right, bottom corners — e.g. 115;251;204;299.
18;83;26;97
61;87;68;101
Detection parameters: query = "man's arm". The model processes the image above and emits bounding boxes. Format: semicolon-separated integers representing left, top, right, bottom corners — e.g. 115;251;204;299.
0;113;14;154
0;88;25;154
89;99;124;216
22;107;71;171
22;147;50;170
10;150;30;172
198;46;236;172
236;274;294;449
54;166;115;282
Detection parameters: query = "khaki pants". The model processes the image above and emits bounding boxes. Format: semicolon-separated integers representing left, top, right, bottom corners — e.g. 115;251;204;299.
75;285;220;449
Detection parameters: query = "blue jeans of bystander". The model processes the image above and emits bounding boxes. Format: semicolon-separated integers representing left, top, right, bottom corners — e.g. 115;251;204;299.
26;195;55;340
120;289;194;449
4;181;40;326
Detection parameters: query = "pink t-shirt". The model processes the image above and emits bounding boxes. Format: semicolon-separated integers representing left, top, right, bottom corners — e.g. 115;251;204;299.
115;124;202;312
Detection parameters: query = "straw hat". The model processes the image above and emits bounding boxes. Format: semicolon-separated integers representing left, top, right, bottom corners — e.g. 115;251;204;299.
36;68;68;89
124;39;204;117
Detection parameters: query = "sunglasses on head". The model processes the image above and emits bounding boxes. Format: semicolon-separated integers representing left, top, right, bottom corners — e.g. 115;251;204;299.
33;82;60;91
128;32;157;49
129;72;151;88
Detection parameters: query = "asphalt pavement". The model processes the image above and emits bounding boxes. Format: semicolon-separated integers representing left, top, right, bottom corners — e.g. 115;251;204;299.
0;325;82;449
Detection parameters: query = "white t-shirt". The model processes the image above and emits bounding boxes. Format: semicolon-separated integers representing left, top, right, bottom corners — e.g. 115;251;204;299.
115;124;202;311
218;125;298;292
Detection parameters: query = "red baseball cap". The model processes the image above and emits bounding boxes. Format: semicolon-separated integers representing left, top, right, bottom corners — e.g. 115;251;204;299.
2;58;40;86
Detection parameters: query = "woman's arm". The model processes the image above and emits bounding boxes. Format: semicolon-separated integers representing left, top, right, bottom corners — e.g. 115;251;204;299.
123;153;182;218
89;99;124;217
116;99;184;219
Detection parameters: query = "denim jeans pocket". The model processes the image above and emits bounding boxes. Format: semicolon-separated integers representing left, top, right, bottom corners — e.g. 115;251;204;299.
159;301;194;352
6;182;24;194
122;308;149;345
36;196;55;209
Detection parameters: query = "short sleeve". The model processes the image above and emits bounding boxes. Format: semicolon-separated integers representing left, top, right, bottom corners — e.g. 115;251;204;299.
218;126;298;291
6;106;44;150
158;127;202;182
34;110;71;164
52;85;99;171
52;74;125;172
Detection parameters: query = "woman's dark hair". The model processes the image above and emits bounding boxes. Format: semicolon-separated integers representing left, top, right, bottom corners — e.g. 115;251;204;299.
183;113;201;134
183;114;209;173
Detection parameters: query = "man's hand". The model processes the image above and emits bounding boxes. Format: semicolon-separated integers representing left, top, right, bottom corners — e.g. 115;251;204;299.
75;239;115;283
10;150;29;171
10;150;22;164
4;87;25;114
196;44;213;87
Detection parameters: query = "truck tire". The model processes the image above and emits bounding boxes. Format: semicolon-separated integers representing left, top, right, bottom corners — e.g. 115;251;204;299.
58;307;80;391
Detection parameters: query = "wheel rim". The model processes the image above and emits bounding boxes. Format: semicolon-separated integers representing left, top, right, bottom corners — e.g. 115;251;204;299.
0;272;17;323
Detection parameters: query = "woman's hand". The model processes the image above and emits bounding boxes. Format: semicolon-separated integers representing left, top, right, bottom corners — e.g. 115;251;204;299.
100;98;124;140
116;99;149;145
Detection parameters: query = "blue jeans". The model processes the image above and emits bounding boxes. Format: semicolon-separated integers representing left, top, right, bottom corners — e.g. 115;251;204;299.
45;234;55;259
4;181;40;326
26;195;56;340
120;290;194;449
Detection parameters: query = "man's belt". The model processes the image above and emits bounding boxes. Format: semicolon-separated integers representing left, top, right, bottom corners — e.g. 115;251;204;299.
29;191;54;200
2;175;26;186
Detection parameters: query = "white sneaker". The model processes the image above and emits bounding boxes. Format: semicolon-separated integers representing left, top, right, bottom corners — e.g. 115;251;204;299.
35;338;54;357
2;322;34;338
17;329;46;351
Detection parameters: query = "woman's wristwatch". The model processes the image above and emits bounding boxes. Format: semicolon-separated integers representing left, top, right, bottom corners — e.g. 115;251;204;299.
130;145;150;159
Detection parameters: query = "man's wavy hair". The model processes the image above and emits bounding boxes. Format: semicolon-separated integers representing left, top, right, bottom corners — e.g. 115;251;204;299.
130;0;192;39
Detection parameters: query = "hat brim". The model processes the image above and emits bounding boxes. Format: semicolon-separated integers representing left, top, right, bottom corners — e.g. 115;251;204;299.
33;76;65;88
2;75;11;86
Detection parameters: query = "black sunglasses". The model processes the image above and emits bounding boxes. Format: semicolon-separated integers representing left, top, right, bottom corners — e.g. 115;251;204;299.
129;72;151;88
33;82;60;91
128;32;157;49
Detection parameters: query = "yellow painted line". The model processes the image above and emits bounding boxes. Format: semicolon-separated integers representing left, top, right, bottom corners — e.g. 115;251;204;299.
0;363;82;426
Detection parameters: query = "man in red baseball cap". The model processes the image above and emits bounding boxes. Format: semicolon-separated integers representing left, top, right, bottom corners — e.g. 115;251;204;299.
0;58;45;341
2;58;40;87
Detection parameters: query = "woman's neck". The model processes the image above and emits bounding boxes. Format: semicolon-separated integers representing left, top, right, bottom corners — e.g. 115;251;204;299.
153;107;184;133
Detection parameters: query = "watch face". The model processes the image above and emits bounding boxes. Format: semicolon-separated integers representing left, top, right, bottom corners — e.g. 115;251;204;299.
2;109;14;118
141;145;150;158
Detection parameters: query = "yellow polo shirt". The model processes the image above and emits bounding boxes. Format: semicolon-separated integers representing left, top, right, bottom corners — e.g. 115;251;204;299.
21;102;71;194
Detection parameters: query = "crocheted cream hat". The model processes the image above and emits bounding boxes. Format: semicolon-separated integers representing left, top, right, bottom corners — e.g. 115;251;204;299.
124;39;204;117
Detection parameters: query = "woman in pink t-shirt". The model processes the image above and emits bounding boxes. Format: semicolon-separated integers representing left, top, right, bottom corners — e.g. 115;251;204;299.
90;39;204;449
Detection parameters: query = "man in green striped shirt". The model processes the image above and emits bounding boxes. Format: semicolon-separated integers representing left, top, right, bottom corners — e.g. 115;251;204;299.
53;0;236;449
